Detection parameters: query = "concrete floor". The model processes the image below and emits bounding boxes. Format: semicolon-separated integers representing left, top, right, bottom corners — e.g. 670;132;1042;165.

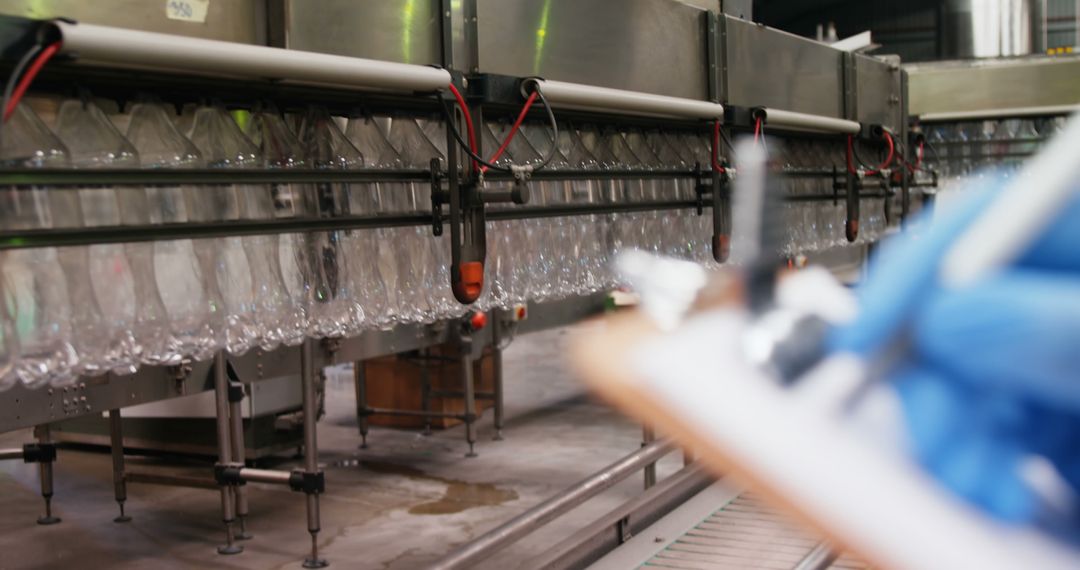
0;325;688;570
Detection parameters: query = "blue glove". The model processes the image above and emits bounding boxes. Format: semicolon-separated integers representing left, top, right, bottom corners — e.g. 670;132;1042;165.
830;173;1080;524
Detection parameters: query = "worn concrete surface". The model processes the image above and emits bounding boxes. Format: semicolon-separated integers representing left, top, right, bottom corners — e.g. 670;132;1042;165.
0;326;687;569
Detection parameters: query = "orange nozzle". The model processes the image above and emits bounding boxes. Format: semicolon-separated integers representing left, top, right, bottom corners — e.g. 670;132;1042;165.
713;234;730;263
453;261;484;303
845;220;859;243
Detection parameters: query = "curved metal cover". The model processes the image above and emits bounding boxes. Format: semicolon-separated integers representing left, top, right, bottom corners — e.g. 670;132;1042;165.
280;0;443;65
906;55;1080;118
477;0;709;101
723;18;845;119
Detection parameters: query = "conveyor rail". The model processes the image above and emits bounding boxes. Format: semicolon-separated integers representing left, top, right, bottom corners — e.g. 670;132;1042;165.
591;489;868;570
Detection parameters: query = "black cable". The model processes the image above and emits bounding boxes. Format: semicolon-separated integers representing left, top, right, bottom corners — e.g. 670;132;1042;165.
532;87;559;171
438;96;512;172
438;86;559;174
849;135;878;172
0;42;43;153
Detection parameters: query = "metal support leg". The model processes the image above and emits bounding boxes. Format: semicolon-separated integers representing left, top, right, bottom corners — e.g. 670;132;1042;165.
301;339;328;569
492;318;505;441
35;424;60;525
462;351;478;458
353;361;368;449
420;349;433;436
643;425;657;490
229;382;253;541
108;410;131;522
213;352;242;555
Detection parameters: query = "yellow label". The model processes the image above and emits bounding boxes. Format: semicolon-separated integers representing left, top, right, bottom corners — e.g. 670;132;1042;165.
165;0;210;23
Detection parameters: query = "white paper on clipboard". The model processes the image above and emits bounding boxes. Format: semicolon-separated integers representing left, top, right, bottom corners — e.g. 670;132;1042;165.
616;309;1080;570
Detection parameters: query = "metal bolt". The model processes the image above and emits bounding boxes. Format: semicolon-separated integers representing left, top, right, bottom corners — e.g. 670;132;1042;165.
62;399;68;406
47;388;53;395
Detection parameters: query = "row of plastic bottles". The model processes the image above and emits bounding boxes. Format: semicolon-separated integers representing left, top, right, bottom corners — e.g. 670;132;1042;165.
924;116;1067;185
0;100;467;390
0;100;893;391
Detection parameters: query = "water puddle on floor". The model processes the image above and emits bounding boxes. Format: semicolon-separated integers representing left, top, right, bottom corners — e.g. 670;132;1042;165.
329;458;518;515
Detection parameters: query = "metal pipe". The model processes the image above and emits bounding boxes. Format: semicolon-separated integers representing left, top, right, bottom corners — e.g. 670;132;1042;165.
430;439;675;570
754;107;861;135
47;21;452;93
35;424;59;525
108;409;131;522
300;338;328;569
212;352;241;555
528;465;714;570
793;541;841;570
524;78;725;120
462;349;478;458
642;426;657;489
0;448;24;460
229;388;252;539
238;468;294;486
919;103;1080;122
492;318;505;441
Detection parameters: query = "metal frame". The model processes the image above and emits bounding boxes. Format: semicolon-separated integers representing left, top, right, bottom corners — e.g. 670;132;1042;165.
0;7;921;567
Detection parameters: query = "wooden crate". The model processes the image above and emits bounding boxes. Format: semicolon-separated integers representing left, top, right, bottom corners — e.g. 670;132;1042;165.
359;344;495;430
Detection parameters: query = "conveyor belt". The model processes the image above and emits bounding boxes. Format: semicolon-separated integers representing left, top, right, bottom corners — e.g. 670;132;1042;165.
590;484;869;570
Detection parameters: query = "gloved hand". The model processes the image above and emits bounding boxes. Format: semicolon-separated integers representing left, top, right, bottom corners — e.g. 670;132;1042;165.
830;173;1080;524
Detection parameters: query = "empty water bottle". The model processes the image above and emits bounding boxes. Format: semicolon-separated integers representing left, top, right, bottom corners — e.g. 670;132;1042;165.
186;105;261;354
126;102;219;362
344;114;399;328
0;103;77;388
299;107;368;335
54;98;145;375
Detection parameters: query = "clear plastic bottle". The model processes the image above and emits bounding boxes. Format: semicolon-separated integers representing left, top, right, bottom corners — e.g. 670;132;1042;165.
186;105;260;355
522;123;585;297
298;107;367;335
478;121;518;309
578;125;621;285
416;117;461;319
126;102;218;362
344;114;399;328
557;126;607;292
245;109;309;346
607;127;648;255
54;98;145;375
625;128;672;257
384;116;435;322
0;104;78;388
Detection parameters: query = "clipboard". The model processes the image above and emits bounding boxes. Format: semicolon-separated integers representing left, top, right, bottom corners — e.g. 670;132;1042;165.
571;307;1080;570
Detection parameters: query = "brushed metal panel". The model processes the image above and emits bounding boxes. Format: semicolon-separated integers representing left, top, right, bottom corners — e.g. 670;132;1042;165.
280;0;442;65
0;0;261;43
906;55;1080;117
477;0;709;100
854;53;902;131
723;17;844;119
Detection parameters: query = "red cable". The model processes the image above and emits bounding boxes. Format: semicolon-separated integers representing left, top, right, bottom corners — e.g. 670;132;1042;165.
915;140;924;170
753;116;763;144
446;83;479;172
710;120;725;173
4;42;61;122
481;90;537;174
